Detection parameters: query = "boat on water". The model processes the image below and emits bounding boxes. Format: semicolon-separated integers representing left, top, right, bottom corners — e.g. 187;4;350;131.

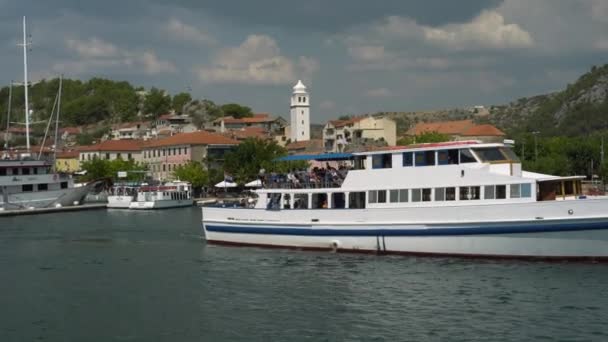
202;140;608;260
129;181;193;209
1;17;95;210
107;183;140;209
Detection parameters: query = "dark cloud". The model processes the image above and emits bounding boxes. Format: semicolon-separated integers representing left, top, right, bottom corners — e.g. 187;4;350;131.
167;0;504;31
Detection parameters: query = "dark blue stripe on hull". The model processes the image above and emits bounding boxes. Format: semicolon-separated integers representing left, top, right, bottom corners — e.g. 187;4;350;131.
205;219;608;236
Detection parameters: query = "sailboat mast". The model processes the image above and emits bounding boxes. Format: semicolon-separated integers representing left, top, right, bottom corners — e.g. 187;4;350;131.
53;75;62;165
22;16;31;152
4;82;12;150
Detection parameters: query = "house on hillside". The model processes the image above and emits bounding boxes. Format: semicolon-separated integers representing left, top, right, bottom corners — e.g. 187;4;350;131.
109;121;152;140
212;113;287;134
78;140;145;167
323;115;396;152
154;113;197;135
405;120;505;143
224;127;271;141
142;131;239;181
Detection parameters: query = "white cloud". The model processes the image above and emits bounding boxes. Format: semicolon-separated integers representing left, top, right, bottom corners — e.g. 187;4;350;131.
423;10;533;50
66;37;119;58
348;45;387;62
195;34;317;85
378;10;533;50
58;37;176;75
590;0;608;23
165;18;215;45
594;39;608;51
365;88;393;97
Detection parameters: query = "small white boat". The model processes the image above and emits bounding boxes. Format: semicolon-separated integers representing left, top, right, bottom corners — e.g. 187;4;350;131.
107;184;139;209
129;181;193;209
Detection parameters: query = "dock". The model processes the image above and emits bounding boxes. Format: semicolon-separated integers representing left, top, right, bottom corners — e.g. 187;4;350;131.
0;203;107;217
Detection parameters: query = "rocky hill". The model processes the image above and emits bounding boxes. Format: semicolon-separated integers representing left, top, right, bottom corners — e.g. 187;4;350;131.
489;64;608;136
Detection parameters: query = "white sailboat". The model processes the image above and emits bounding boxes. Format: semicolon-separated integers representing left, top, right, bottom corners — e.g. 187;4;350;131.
0;17;94;210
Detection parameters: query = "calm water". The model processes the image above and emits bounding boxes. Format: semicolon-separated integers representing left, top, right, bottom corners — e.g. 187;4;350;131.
1;207;608;341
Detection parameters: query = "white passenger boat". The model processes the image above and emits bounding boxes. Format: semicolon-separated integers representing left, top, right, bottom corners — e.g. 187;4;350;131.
202;141;608;261
129;181;193;209
107;183;139;209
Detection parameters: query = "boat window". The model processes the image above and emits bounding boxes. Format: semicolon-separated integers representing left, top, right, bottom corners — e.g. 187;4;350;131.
500;147;520;162
460;186;480;200
33;167;38;174
403;152;413;167
510;184;521;198
399;189;408;202
0;168;6;176
22;184;33;192
438;150;459;165
378;190;387;203
390;190;399;202
22;167;30;175
312;193;328;209
372;154;392;169
61;182;68;189
564;181;574;195
349;192;366;209
332;193;345;209
435;188;445;201
446;187;456;201
484;185;495;199
266;193;281;210
415;151;435;167
37;184;48;191
368;190;378;203
496;185;506;199
521;183;532;197
422;188;431;201
354;156;366;170
294;194;308;209
283;194;291;209
411;189;421;202
459;149;477;163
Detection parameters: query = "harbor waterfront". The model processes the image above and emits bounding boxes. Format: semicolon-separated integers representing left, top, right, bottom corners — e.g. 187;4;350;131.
2;207;608;341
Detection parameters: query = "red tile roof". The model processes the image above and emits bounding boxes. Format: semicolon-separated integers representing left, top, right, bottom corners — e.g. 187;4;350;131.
461;124;505;136
59;127;82;134
56;150;80;158
406;120;474;136
145;131;239;148
79;139;145;152
286;139;323;152
227;127;269;140
223;113;276;124
328;117;364;128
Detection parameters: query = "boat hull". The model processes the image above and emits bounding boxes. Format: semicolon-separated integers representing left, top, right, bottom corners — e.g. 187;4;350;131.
202;199;608;260
1;184;92;210
129;199;193;210
107;196;133;209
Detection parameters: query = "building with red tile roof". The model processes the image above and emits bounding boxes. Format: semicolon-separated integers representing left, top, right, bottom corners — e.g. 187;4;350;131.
142;131;239;180
213;113;287;133
78;139;145;165
323;115;396;152
405;120;505;143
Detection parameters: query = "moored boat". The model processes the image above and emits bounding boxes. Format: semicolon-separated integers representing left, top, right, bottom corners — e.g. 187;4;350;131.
202;141;608;261
107;183;140;209
129;181;193;209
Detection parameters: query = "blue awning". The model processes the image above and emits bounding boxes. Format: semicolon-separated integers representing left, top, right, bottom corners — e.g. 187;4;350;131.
275;153;354;162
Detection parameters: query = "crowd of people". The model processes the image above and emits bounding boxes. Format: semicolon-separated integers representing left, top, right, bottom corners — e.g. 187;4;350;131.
259;163;352;189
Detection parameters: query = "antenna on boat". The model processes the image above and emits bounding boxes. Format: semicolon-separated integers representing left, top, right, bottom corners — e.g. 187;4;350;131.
17;16;32;153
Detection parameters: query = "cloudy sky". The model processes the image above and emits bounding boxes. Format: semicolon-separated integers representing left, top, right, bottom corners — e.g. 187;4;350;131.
0;0;607;122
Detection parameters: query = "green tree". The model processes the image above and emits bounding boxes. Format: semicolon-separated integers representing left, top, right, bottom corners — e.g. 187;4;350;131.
172;92;192;113
223;138;306;183
221;103;253;119
143;87;171;118
185;99;223;129
397;131;451;145
173;162;209;193
80;158;147;181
